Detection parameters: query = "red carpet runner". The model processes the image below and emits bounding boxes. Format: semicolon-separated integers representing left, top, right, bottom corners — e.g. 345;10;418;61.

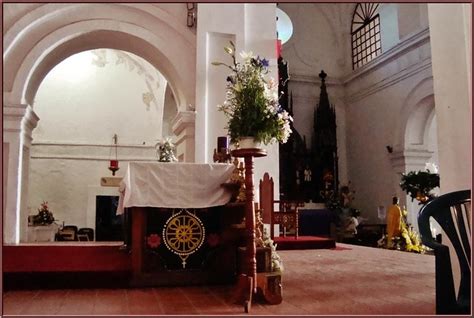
273;235;336;250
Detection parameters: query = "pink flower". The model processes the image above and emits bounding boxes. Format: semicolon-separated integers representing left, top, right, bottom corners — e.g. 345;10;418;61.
207;233;220;247
147;234;161;248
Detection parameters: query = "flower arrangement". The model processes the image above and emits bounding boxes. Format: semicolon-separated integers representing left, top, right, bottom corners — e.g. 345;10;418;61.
400;162;440;203
212;41;292;145
32;201;55;225
378;208;425;253
156;138;178;162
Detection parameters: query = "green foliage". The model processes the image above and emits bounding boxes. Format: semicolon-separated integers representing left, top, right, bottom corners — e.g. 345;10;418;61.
400;170;440;201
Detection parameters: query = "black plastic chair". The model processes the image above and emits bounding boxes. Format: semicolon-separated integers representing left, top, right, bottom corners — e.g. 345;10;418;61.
57;225;78;241
78;228;94;241
418;189;471;315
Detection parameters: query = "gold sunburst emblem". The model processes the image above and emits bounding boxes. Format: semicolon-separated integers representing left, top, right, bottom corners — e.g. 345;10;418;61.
163;209;205;268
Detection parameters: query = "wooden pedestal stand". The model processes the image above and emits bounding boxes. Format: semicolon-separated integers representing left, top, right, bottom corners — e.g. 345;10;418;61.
231;148;267;313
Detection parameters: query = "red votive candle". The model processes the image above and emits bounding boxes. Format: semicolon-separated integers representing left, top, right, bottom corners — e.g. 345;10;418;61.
217;136;229;152
110;160;119;168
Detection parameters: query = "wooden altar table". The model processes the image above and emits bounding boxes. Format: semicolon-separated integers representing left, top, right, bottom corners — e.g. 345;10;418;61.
117;162;244;286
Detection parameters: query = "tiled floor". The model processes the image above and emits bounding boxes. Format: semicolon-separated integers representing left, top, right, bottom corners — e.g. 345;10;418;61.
2;243;436;315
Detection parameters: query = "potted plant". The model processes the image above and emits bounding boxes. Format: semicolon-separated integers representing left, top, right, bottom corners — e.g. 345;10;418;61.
212;41;292;147
400;163;440;203
32;201;55;225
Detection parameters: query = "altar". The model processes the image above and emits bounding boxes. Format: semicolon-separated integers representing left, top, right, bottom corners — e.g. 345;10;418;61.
117;162;245;286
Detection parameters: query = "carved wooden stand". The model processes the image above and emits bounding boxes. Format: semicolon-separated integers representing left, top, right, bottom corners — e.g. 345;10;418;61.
231;148;267;313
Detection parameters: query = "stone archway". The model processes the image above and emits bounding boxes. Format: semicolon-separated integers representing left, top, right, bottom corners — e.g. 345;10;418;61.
389;77;437;230
3;3;196;243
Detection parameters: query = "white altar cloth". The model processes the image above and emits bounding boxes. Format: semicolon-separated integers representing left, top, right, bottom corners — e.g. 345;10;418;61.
117;162;235;214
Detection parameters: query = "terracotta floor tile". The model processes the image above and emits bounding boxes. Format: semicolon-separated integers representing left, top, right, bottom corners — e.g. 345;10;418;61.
93;288;128;315
20;289;68;315
56;289;97;315
126;288;163;315
3;290;40;315
3;245;436;316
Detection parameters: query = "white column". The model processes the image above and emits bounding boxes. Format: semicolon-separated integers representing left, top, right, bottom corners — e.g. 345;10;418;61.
428;4;471;193
3;104;39;243
19;106;39;242
390;148;433;232
244;3;279;201
172;111;196;162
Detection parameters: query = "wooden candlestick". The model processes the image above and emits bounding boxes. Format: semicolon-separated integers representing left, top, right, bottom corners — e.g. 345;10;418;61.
231;148;267;313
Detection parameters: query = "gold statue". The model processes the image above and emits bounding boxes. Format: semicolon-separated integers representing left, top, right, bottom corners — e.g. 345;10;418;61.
236;161;246;202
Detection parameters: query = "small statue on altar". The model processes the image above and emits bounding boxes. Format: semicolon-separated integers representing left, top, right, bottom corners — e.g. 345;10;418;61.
255;208;264;247
230;158;243;183
236;162;246;202
320;171;335;201
296;170;301;186
304;166;312;182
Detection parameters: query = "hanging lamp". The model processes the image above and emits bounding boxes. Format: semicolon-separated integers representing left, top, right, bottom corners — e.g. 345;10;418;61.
108;134;119;176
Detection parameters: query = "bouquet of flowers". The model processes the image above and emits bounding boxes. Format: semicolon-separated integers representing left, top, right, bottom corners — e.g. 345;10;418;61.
156;138;178;162
212;41;292;145
400;162;440;203
32;201;55;225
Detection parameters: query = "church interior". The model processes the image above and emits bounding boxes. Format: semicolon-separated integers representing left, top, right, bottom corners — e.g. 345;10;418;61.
2;3;471;316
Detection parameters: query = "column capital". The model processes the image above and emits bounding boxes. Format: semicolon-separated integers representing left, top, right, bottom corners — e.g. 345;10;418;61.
390;147;433;172
4;104;29;132
171;110;196;136
21;106;40;147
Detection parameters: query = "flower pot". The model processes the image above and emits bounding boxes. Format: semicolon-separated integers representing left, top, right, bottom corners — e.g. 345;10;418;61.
237;137;262;149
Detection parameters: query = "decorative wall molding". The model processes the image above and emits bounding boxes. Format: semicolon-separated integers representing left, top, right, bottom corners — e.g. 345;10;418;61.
288;27;432;104
172;110;196;135
389;147;433;171
345;59;432;103
344;27;430;83
343;28;432;103
30;142;157;161
21;106;39;147
290;74;343;87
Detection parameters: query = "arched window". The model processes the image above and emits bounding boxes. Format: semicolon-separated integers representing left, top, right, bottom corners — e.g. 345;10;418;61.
351;3;381;69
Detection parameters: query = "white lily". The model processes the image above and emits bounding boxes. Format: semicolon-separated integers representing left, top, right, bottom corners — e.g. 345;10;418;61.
425;162;439;173
240;50;254;61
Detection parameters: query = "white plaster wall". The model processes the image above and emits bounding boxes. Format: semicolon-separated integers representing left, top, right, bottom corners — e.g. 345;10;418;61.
279;3;353;78
33;50;167;145
195;4;280;201
27;49;170;237
345;68;434;223
428;4;472;193
163;84;178;138
343;6;434;222
398;4;429;40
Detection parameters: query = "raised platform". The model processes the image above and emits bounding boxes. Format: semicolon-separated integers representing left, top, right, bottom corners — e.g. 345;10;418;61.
3;242;131;273
273;236;336;250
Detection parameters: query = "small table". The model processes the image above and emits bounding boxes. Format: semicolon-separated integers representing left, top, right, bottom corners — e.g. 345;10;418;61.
27;224;59;242
231;148;267;313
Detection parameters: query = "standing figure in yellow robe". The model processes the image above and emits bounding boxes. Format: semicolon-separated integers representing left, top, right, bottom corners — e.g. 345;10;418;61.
386;196;402;248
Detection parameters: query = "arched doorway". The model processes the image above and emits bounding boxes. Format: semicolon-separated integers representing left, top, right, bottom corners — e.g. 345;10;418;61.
390;77;438;232
28;49;179;241
3;4;196;243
